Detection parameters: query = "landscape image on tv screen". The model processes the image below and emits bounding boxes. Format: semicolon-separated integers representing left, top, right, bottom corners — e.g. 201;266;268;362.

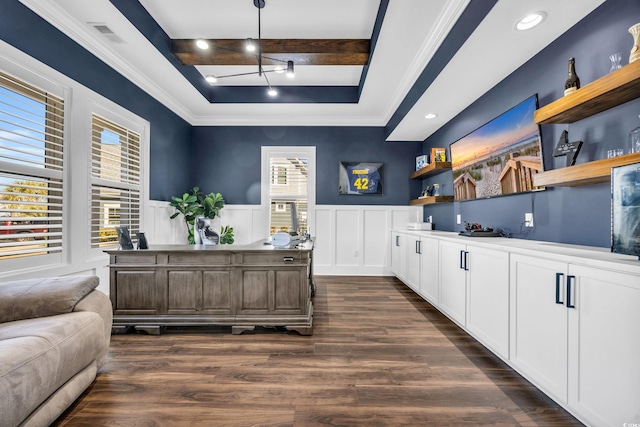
450;95;544;201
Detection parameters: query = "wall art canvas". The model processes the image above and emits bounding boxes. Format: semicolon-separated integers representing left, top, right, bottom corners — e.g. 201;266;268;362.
450;94;545;201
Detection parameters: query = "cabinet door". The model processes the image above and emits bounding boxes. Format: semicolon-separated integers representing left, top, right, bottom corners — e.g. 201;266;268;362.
238;267;307;315
166;269;233;315
567;265;640;426
167;270;201;314
405;236;421;293
111;269;158;314
391;232;406;281
466;245;509;358
509;254;569;404
439;240;467;326
418;237;439;304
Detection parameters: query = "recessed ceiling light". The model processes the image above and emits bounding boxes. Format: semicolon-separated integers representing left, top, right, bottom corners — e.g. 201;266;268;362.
205;75;217;84
195;39;209;50
424;113;437;119
268;88;278;97
516;12;546;31
274;66;284;73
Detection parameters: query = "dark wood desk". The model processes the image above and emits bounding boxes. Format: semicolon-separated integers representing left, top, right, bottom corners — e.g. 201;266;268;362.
105;240;313;335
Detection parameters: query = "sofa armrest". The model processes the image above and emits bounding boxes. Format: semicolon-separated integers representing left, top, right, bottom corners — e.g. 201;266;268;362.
0;276;99;323
74;289;113;368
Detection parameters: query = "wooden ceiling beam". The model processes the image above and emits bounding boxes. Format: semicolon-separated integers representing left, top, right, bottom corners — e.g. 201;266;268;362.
171;39;370;66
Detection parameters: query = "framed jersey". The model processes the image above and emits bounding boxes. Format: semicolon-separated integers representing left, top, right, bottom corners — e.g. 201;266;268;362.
338;162;383;195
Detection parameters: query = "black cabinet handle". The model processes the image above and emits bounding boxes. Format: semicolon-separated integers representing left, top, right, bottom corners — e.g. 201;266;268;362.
460;250;465;270
395;235;400;246
416;240;422;254
283;256;294;262
464;251;469;271
567;275;576;308
555;273;564;305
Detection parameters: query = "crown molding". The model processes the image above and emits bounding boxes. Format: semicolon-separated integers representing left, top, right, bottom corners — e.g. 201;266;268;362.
379;0;470;124
19;0;197;124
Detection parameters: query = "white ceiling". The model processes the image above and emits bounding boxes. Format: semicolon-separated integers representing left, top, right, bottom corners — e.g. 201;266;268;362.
21;0;605;141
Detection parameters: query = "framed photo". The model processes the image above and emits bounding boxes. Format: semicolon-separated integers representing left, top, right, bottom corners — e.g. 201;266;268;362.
611;162;640;258
338;162;383;195
416;155;428;171
431;147;447;162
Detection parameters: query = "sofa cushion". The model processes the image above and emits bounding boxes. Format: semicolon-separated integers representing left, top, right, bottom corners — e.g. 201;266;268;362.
0;311;105;427
0;276;99;323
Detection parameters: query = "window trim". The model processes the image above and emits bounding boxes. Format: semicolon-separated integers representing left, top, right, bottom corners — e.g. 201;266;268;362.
87;101;149;254
0;42;150;278
261;146;316;238
0;67;67;270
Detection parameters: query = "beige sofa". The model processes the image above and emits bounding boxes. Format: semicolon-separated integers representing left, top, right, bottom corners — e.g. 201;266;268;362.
0;276;112;427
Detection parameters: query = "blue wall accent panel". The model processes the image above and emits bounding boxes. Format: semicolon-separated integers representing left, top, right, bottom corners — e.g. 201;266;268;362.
422;0;640;248
191;126;422;205
0;0;192;201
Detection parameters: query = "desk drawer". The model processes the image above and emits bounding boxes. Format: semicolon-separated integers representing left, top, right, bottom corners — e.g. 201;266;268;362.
238;252;309;265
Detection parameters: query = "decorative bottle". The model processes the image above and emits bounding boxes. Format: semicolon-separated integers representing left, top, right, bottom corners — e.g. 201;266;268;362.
564;58;580;96
629;115;640;154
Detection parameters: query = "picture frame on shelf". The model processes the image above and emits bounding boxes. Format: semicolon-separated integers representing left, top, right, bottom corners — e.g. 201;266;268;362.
431;147;447;162
416;155;428;171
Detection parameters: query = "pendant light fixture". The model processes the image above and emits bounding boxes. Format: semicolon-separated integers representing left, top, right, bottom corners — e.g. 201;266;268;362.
203;0;295;97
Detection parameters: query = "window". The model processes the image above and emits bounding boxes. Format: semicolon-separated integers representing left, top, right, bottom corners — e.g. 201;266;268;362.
90;114;141;248
262;147;315;237
271;166;288;185
0;71;64;260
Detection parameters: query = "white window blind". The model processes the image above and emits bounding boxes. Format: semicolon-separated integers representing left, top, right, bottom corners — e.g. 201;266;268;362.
90;114;140;248
269;157;308;236
0;71;64;260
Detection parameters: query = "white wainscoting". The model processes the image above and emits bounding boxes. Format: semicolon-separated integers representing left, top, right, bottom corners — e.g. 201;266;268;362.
147;201;421;276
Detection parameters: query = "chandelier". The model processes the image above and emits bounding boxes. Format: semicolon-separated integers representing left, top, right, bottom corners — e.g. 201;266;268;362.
197;0;294;97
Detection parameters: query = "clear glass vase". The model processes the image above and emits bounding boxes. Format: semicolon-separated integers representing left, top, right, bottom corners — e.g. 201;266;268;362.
629;115;640;154
609;52;622;73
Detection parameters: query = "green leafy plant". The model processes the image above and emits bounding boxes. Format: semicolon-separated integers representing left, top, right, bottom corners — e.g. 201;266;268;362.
169;187;226;244
219;225;234;245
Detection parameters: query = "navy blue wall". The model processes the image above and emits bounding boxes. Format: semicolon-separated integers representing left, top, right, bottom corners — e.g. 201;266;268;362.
191;126;421;205
0;0;191;201
422;0;640;248
3;0;639;248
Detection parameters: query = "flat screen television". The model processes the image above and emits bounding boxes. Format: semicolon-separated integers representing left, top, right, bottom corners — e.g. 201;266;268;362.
611;162;640;259
450;94;545;201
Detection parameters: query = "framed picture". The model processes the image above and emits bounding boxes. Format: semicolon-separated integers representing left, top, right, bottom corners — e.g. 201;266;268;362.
338;162;383;195
431;147;447;162
611;162;640;258
416;155;428;171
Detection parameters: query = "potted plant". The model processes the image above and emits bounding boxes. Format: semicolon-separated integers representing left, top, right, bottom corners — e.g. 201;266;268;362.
169;187;233;244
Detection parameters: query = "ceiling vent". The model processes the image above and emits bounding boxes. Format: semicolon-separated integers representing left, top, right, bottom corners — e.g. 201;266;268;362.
87;22;124;44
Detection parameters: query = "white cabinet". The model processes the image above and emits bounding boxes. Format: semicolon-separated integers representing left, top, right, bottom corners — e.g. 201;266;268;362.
509;254;570;404
465;244;509;358
405;235;421;293
393;232;439;304
439;240;467;326
567;264;640;427
418;237;439;304
392;231;640;427
391;232;406;282
439;240;509;358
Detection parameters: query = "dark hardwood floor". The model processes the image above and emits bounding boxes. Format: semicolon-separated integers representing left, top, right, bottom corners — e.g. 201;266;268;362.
54;276;583;426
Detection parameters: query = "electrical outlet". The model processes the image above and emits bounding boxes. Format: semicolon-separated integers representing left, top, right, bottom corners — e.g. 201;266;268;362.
457;214;461;224
427;215;433;223
525;212;534;227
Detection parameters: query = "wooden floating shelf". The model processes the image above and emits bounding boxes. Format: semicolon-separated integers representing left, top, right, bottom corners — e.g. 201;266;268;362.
534;60;640;124
534;152;640;187
410;161;451;180
409;196;454;206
